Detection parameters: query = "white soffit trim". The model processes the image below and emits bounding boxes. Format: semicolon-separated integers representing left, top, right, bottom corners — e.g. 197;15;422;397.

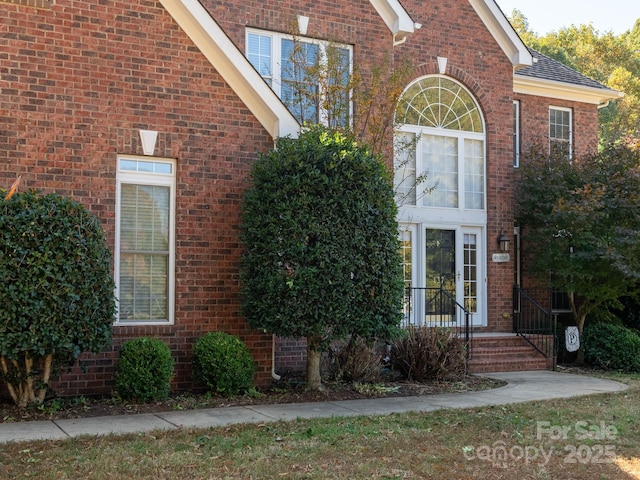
514;76;624;105
159;0;299;139
468;0;532;69
369;0;417;44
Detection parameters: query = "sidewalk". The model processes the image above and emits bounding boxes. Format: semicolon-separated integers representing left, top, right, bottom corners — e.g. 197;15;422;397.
0;370;628;444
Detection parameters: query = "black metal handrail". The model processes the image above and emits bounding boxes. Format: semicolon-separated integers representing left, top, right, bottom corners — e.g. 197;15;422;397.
513;285;558;370
402;287;473;360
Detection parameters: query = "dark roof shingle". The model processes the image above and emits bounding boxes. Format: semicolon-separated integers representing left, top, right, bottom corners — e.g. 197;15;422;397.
516;48;610;90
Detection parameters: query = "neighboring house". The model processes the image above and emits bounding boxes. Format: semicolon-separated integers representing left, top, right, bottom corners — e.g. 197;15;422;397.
0;0;620;396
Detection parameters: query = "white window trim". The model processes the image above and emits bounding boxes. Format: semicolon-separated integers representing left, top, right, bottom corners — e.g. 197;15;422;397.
246;28;353;126
549;106;573;159
114;155;176;326
513;100;520;168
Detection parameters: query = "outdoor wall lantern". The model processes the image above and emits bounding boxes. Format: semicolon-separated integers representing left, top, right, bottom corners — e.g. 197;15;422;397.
497;231;511;252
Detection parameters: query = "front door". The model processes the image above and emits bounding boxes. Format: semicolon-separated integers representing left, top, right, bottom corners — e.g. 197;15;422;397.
401;225;484;326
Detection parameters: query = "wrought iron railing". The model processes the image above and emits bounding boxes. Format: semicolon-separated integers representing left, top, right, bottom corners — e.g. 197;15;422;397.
513;285;558;370
402;287;473;359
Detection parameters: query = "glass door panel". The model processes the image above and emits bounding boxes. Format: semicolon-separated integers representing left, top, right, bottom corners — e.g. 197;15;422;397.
425;229;456;323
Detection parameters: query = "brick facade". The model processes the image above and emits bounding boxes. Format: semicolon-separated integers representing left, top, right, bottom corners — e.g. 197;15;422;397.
0;0;278;395
516;93;600;158
0;0;604;393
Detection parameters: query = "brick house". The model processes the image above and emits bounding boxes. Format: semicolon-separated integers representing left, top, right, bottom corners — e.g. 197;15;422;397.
0;0;620;396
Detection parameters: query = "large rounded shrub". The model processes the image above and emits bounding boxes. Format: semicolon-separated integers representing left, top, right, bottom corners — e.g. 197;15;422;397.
0;190;116;407
583;322;640;372
115;337;174;402
192;332;255;395
241;125;404;389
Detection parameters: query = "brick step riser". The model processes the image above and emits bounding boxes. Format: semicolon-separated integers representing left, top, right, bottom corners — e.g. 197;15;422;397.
471;338;552;348
466;335;554;373
471;347;546;357
469;362;549;373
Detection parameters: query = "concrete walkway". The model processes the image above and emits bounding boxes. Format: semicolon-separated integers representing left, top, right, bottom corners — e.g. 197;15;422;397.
0;370;628;444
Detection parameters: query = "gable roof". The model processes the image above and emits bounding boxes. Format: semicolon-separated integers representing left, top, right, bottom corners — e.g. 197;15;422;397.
514;49;623;105
369;0;418;45
159;0;300;140
159;0;418;140
469;0;533;68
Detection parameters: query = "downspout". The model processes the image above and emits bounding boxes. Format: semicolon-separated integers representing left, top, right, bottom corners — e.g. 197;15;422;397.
271;334;281;381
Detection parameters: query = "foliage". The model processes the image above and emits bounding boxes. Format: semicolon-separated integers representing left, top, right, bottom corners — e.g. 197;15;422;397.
115;337;174;402
583;322;640;372
508;11;640;147
192;332;255;395
389;327;467;381
323;336;384;383
516;145;640;337
0;190;115;408
241;125;405;389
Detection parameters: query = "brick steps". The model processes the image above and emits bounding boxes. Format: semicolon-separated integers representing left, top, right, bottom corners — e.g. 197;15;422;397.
468;334;553;373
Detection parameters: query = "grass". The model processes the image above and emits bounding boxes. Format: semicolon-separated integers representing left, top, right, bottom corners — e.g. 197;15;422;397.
0;371;639;479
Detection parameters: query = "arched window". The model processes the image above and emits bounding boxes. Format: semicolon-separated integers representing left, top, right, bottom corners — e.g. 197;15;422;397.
395;76;485;210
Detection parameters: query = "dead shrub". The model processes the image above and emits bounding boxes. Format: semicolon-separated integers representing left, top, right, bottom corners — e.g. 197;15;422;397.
390;327;467;381
322;336;384;383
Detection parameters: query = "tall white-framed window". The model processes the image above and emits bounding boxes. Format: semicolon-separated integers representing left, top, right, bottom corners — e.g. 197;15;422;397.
549;106;572;159
246;28;352;127
395;76;487;326
395;75;486;211
115;156;176;325
513;100;520;168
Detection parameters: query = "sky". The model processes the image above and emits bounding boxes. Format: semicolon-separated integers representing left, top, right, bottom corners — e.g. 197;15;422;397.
495;0;639;35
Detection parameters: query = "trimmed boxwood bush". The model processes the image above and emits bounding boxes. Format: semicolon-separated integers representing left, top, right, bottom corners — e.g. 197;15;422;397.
583;322;640;372
192;332;255;395
115;338;174;402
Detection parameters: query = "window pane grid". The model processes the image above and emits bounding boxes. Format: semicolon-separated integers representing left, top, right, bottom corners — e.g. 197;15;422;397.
464;139;484;209
422;135;458;208
399;77;483;133
463;234;478;313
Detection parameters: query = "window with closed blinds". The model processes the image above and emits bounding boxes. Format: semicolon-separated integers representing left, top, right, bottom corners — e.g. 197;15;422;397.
115;157;175;324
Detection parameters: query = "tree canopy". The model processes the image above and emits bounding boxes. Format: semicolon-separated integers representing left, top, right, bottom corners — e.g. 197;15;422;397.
516;145;640;337
508;11;640;147
240;126;404;389
0;191;116;407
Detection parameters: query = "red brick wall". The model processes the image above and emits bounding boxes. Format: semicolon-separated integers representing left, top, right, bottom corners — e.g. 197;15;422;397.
516;93;600;158
0;0;279;396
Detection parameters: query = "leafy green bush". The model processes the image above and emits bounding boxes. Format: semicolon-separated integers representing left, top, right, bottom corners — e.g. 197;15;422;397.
583;322;640;372
192;332;255;395
115;338;174;402
241;125;404;389
0;190;116;407
323;336;383;383
390;327;467;381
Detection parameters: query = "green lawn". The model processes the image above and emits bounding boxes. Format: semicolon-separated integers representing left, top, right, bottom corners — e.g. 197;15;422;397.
1;372;639;479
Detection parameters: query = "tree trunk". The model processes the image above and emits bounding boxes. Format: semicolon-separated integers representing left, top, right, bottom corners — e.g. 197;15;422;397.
306;336;323;391
0;352;51;408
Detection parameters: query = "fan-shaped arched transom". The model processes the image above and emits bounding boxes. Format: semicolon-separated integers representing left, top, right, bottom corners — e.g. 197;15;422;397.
398;77;483;133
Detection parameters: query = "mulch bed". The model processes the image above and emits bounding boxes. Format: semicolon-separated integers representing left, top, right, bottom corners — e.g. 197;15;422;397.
0;373;505;423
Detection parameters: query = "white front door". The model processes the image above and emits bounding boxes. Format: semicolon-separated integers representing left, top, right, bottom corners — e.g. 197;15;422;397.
400;224;485;327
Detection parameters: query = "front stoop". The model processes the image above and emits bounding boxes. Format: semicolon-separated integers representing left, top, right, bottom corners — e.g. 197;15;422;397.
468;334;553;373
